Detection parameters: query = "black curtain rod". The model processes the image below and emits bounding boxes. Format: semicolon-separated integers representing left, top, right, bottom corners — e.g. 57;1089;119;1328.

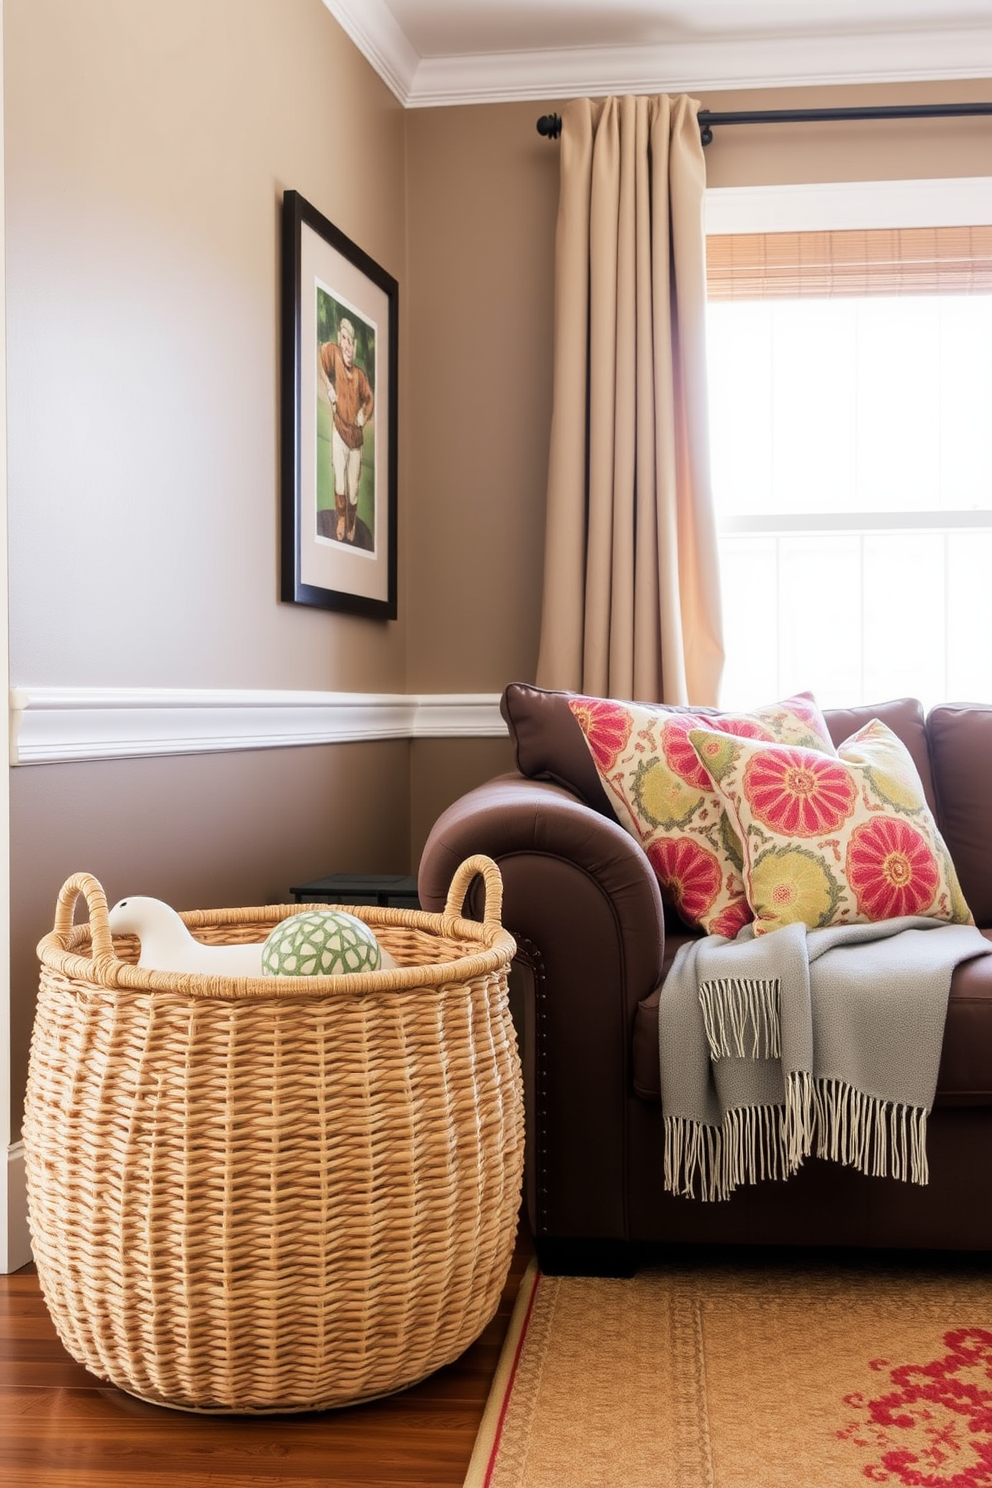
536;101;992;146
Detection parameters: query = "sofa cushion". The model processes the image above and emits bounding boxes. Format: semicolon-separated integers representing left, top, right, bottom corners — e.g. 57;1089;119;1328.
500;683;621;819
687;719;973;934
567;691;835;936
634;928;992;1105
927;704;992;928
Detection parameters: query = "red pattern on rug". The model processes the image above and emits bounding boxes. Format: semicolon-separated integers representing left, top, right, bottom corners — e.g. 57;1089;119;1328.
839;1328;992;1486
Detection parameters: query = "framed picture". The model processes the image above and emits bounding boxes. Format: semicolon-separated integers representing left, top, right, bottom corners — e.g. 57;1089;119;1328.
280;189;398;618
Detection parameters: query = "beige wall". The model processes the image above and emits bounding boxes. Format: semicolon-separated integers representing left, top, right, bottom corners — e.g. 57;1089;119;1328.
409;735;516;870
5;0;407;691
698;78;992;189
405;101;561;694
400;102;563;884
3;0;412;1133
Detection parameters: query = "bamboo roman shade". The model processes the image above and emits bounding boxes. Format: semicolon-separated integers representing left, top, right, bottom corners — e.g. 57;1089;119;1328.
706;225;992;299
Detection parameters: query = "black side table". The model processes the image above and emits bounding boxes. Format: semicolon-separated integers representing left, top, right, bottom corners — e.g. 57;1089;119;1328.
289;872;420;908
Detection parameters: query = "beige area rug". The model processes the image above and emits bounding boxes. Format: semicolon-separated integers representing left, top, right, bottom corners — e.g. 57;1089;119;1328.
465;1253;992;1488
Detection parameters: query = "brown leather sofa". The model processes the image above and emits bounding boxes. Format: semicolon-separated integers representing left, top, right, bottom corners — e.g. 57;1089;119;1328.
418;684;992;1274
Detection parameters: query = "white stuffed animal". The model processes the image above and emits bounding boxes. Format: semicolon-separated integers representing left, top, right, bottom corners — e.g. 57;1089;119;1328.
107;896;264;977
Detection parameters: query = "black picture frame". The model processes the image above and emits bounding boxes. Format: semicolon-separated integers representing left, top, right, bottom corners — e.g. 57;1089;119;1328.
280;190;398;618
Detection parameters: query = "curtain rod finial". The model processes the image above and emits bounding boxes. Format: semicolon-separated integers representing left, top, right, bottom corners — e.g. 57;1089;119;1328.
537;113;562;140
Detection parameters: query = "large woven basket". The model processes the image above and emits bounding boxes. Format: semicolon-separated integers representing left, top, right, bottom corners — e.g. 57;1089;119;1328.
24;855;523;1414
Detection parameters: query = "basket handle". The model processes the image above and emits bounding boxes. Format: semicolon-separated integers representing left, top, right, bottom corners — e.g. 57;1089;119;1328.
443;855;504;927
52;872;117;962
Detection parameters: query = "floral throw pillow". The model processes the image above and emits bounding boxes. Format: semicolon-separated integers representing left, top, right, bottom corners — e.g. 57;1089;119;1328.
686;718;973;936
567;692;836;936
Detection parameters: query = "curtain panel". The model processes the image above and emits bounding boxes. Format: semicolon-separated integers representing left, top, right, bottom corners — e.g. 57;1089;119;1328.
536;94;724;707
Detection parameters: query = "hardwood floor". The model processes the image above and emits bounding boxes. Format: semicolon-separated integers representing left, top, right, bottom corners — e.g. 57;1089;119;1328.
0;1232;532;1488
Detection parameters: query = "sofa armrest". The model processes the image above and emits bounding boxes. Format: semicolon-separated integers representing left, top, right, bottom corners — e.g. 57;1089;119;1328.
419;773;666;1248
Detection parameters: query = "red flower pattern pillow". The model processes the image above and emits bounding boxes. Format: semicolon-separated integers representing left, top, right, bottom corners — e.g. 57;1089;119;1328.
567;692;836;934
686;718;973;936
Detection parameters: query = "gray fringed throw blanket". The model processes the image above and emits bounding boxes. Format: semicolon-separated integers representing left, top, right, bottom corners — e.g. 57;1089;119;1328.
659;916;992;1201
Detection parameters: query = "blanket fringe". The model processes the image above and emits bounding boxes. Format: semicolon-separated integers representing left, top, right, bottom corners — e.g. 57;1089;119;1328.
664;1104;790;1202
664;1075;928;1201
785;1069;815;1172
813;1077;929;1185
699;978;781;1060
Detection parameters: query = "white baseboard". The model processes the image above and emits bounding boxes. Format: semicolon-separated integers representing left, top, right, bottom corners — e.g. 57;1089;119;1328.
9;688;507;765
2;1143;30;1274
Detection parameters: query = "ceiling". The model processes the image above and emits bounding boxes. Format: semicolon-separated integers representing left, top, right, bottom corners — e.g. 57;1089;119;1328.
321;0;992;108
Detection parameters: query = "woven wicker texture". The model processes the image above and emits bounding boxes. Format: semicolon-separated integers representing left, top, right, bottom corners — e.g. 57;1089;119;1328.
24;856;523;1414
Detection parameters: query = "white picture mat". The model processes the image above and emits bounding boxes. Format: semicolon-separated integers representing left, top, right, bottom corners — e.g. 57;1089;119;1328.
298;220;392;603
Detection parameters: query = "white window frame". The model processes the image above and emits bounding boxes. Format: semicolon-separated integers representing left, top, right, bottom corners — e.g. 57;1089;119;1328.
704;178;992;239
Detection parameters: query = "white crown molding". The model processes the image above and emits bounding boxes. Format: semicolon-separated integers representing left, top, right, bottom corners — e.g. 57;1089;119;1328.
408;29;992;107
9;689;507;766
320;6;992;109
705;175;992;234
320;0;419;102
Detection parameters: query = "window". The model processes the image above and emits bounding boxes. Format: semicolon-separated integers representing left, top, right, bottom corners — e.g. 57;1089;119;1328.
704;184;992;713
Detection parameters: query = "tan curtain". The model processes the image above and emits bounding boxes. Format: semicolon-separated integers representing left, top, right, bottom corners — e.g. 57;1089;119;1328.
535;94;724;706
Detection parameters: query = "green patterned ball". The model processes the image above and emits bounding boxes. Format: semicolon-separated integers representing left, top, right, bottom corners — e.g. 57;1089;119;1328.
262;910;383;977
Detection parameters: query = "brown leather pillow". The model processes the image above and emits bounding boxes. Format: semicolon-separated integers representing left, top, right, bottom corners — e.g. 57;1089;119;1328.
500;683;619;818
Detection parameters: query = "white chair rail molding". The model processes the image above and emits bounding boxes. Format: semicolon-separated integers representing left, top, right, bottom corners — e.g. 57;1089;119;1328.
8;688;507;766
